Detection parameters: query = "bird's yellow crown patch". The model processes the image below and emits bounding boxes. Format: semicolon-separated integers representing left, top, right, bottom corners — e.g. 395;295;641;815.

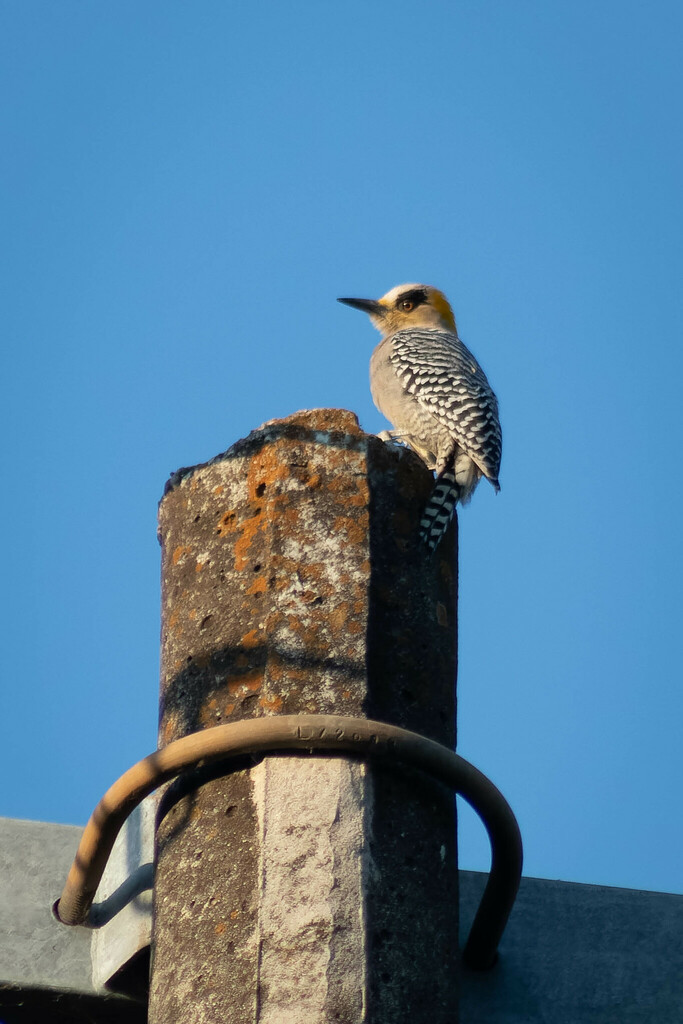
428;288;456;330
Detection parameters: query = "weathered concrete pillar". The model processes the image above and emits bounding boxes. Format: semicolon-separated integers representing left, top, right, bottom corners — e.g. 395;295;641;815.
150;408;458;1024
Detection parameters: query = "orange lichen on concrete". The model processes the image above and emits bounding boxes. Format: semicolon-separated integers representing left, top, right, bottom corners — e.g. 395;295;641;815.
233;509;263;571
227;670;262;695
233;437;359;571
264;660;310;689
246;576;267;595
329;604;350;634
248;445;289;497
199;704;222;729
343;479;371;508
328;469;369;497
292;563;334;592
260;694;283;712
213;485;224;496
217;510;238;537
347;490;369;508
224;702;236;716
172;545;192;565
189;608;197;620
169;610;180;629
278;506;301;532
271;561;333;602
215;922;226;935
241;629;260;648
195;560;206;573
286;614;314;640
333;516;367;546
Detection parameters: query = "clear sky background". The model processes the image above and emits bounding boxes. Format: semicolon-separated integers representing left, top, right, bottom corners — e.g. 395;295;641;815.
2;1;682;895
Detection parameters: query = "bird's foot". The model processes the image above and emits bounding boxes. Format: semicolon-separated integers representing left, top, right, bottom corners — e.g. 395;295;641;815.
377;430;409;447
377;431;413;458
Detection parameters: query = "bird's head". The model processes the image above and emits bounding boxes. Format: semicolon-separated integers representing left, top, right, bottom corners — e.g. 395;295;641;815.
338;283;456;335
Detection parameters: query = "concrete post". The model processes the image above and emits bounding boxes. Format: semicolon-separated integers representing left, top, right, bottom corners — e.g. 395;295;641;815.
150;408;458;1024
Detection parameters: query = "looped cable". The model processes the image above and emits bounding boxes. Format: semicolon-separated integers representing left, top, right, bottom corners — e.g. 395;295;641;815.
53;714;522;970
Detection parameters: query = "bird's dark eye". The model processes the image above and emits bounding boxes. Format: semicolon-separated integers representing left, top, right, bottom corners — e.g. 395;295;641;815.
400;299;414;312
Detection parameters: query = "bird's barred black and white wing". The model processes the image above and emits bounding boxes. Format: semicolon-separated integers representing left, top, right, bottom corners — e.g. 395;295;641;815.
389;328;502;486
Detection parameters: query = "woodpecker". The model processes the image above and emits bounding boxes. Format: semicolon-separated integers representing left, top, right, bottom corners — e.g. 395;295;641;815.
338;283;501;551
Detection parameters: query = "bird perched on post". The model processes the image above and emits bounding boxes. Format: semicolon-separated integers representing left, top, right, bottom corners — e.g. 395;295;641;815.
338;283;501;551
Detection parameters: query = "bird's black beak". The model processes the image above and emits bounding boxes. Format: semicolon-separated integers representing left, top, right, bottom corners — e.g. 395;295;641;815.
337;296;386;317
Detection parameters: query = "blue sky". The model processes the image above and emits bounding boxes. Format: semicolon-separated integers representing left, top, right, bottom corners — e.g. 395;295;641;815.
2;1;682;895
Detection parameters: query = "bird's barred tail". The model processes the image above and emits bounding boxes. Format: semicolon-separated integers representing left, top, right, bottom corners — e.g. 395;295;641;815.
419;467;459;552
